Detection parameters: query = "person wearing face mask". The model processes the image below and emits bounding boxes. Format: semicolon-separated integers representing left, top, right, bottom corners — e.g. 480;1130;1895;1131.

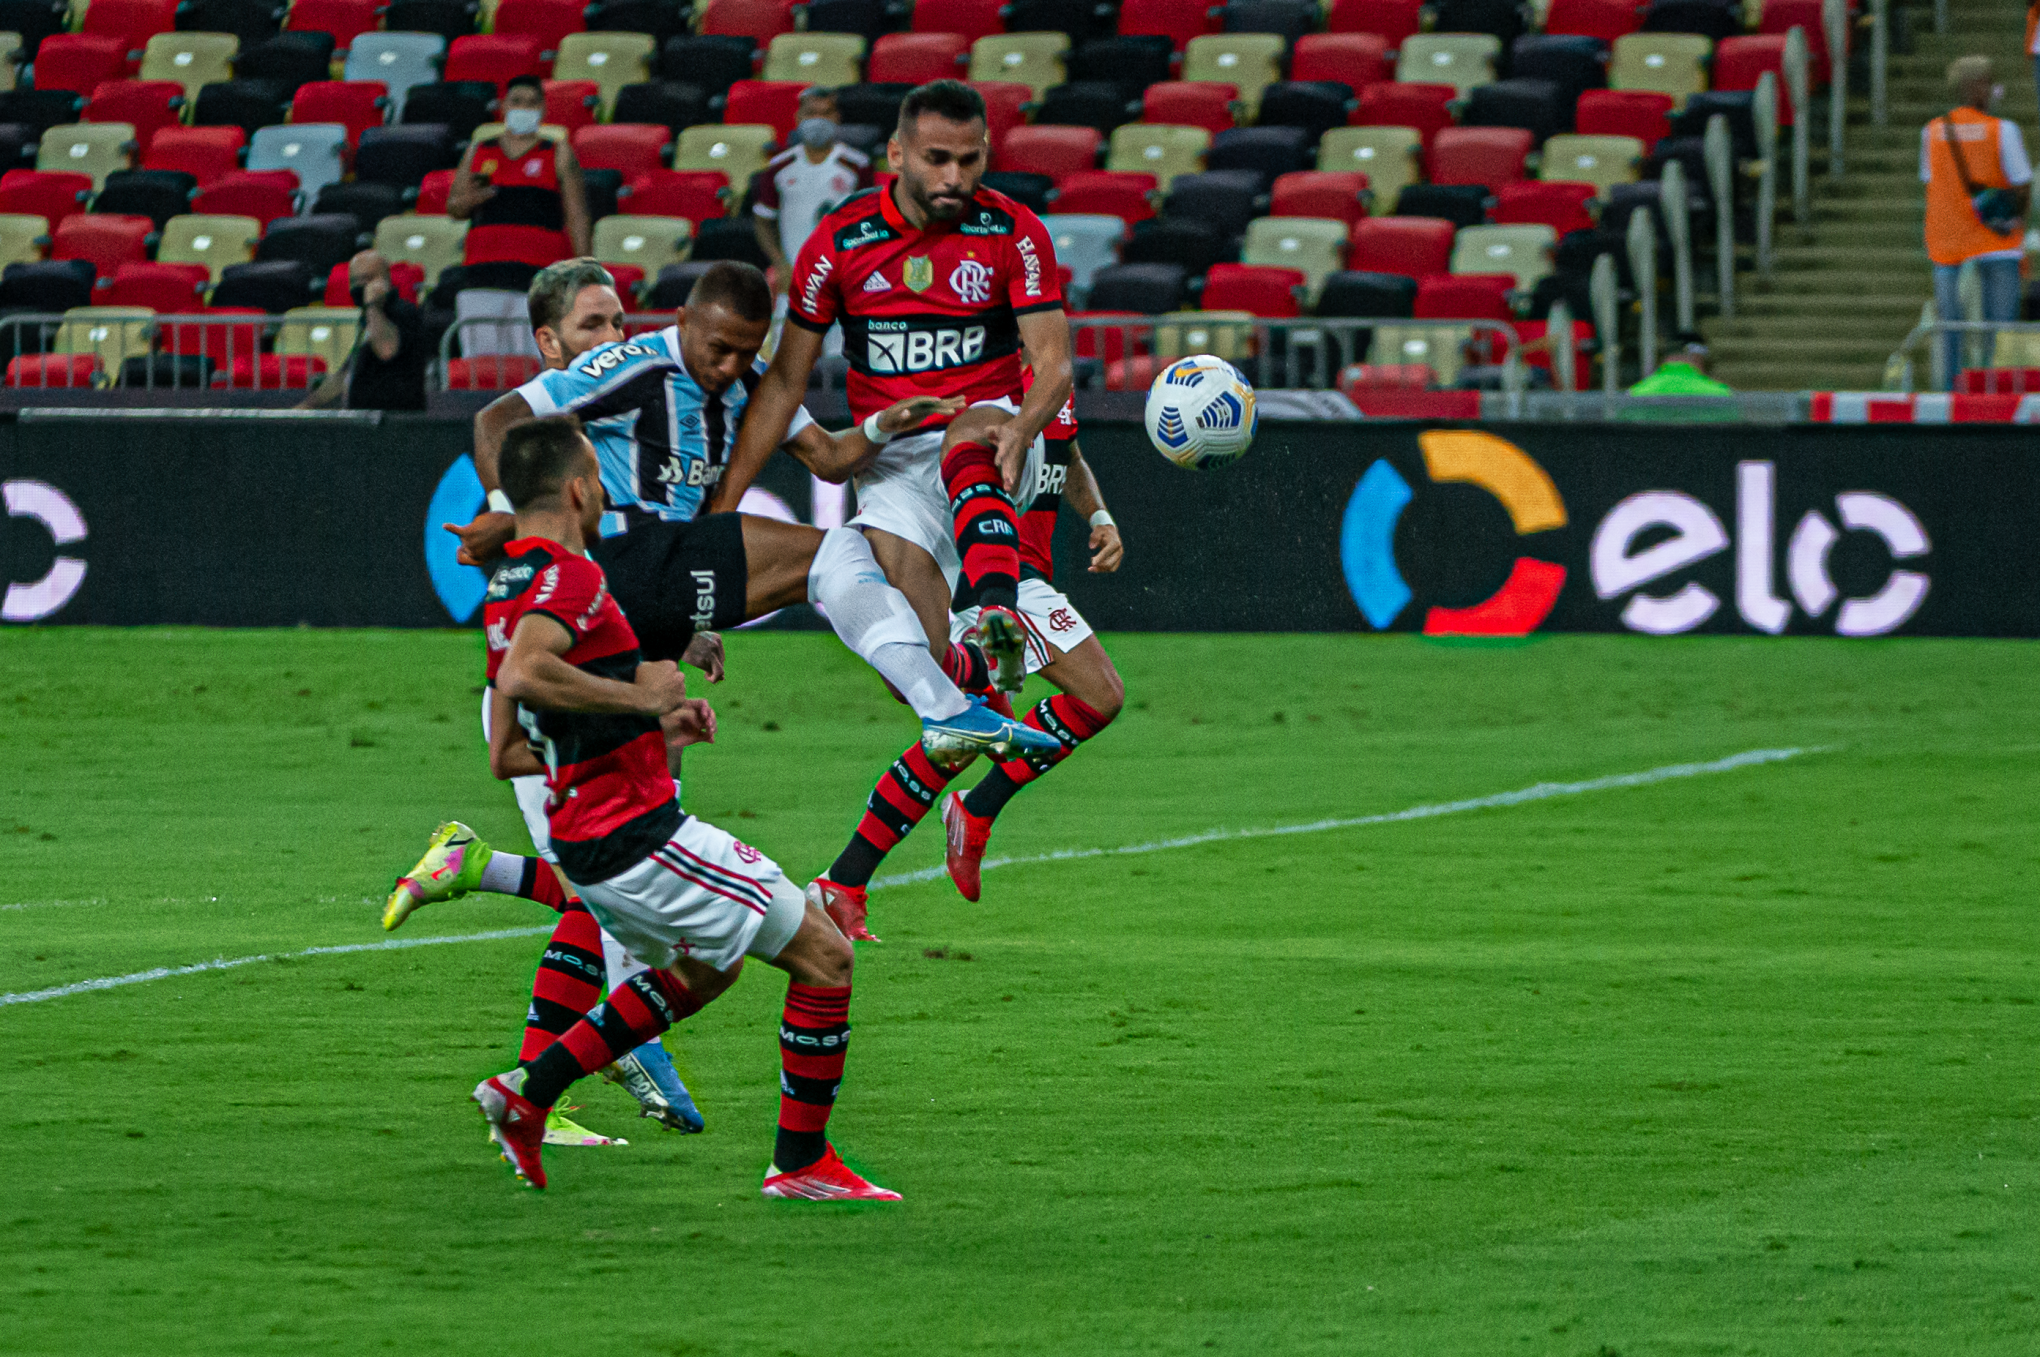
1922;55;2031;384
448;74;593;258
752;87;872;294
296;249;427;410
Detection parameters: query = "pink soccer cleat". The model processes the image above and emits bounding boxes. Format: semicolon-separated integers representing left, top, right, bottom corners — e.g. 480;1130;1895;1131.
808;877;877;943
760;1144;901;1201
472;1068;549;1189
941;791;992;902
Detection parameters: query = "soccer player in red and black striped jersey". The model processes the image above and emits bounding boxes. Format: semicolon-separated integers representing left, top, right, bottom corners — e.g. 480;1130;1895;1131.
468;416;898;1201
715;79;1076;698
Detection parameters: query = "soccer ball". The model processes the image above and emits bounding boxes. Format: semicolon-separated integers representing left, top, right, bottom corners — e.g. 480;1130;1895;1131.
1145;355;1258;470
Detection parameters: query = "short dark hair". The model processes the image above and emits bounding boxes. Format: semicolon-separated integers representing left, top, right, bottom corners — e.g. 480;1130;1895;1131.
527;257;616;333
686;260;774;323
505;74;545;98
499;417;594;510
897;79;985;137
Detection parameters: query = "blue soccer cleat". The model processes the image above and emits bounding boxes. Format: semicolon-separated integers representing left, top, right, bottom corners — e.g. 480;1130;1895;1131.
602;1040;704;1133
921;695;1061;762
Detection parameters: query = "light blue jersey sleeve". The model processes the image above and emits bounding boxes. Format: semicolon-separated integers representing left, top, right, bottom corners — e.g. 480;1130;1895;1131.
516;328;683;421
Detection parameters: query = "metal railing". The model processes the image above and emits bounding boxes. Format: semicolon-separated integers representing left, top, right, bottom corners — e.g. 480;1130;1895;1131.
0;312;342;391
1884;319;2040;392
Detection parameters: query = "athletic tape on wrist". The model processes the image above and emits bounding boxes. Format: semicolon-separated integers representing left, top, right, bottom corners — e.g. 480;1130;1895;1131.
1089;509;1115;529
861;411;893;446
488;490;514;514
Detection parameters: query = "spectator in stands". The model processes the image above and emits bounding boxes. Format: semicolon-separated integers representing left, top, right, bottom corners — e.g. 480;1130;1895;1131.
1922;56;2030;383
752;87;872;296
1629;342;1733;396
448;75;593;258
299;250;428;412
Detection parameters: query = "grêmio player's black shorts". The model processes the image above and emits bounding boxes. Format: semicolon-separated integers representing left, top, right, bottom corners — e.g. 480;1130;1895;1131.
590;510;749;662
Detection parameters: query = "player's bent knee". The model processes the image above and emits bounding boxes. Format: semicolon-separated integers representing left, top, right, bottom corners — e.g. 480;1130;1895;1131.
941;407;1007;450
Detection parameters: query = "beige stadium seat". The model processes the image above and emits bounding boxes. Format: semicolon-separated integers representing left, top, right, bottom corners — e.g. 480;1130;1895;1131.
1242;216;1349;304
1540;134;1644;196
1990;330;2040;367
1610;34;1712;108
1155;310;1255;361
553;33;655;119
0;33;20;92
1105;124;1209;190
1395;33;1502;96
968;33;1068;97
275;306;361;369
673;123;775;181
157;213;259;279
1182;35;1284;118
38;122;134;189
0;211;47;265
593;214;691;273
374;213;468;286
1370;325;1469;386
1451;223;1556;289
763;32;863;85
1319;126;1422;207
140;32;239;102
53;306;153;375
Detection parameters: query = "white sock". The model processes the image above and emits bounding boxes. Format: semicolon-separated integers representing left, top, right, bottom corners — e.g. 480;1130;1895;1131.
808;527;969;722
476;853;527;896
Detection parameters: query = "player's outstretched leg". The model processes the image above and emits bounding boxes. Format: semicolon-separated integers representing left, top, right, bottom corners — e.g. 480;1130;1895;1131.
513;902;630;1146
592;935;706;1132
939;415;1026;692
385;822;567;930
809;740;974;941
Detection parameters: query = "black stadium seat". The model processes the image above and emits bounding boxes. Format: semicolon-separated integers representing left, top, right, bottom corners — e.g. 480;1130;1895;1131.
0;90;83;135
612;81;712;137
1256;82;1353;143
1433;0;1529;52
803;0;898;41
1641;0;1744;41
354;125;459;186
1461;78;1570;143
118;353;215;387
646;259;715;308
314;181;404;232
0;123;38;171
0;0;70;58
1066;36;1173;92
1672;90;1759;161
581;167;622;221
1222;0;1319;41
1316;270;1419;319
0;259;93;311
235;32;336;94
660;36;756;99
194;80;292;138
92;169;198;230
212;259;317;312
689;216;772;267
1161;170;1264;239
587;0;694;46
1032;82;1139;137
1394;183;1491;226
1119;219;1230;277
1085;262;1188;315
1002;0;1113;46
1205;127;1312;189
382;0;480;41
257;215;363;276
980;170;1052;212
177;0;286;48
1510;35;1607;109
402;82;495;143
832;83;914;131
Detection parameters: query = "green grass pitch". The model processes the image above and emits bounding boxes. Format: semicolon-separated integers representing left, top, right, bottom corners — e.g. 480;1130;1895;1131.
1;628;2035;1356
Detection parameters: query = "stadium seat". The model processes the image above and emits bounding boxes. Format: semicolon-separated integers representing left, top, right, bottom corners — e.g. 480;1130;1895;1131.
1040;212;1123;307
1429;126;1533;186
1396;35;1499;97
1450;223;1554;288
1461;79;1570;145
1394;182;1488;226
409;169;454;214
1641;0;1743;42
322;257;423;303
803;0;890;41
1242;215;1347;302
1000;124;1100;180
1320;126;1421;205
572;122;671;179
144;125;245;184
592;212;688;272
139;34;239;103
315;180;403;231
0;3;68;61
830;81;911;131
1352;83;1457;145
91;168;193;227
1757;0;1835;85
0;212;49;266
355;124;456;185
493;0;585;64
654;34;754;98
1270;170;1369;229
1316;269;1417;318
912;0;1005;43
1035;82;1139;138
971;81;1031;149
1121;215;1228;276
192;169;298;225
1434;0;1526;46
1291;34;1390;91
1085;261;1187;313
209;352;325;389
1161;169;1262;237
968;33;1068;97
1140;83;1236;136
82;79;184;146
32;35;128;96
1323;0;1421;44
401;81;494;143
1001;0;1104;44
290;82;388;147
81;0;180;64
0;34;17;93
382;0;480;43
0;169;91;225
553;33;654;119
1574;90;1674;150
1259;83;1355;144
1492;179;1597;234
1201;261;1303;317
1181;35;1283;118
258;212;360;274
1540;133;1644;194
644;257;713;307
540;79;601;132
185;1;290;56
445;352;543;387
1104;124;1209;190
1153;308;1254;361
697;0;798;44
0;125;34;174
981;169;1052;210
1671;89;1759;158
1050;169;1154;225
613;80;711;137
246;123;347;196
6;352;101;387
620;168;725;221
870;32;970;86
722;80;806;141
444;35;541;95
1610;33;1711;108
1066;34;1173;90
212;257;315;311
1118;0;1220;53
37;122;134;190
0;256;94;310
1715;36;1796;124
344;34;446;119
1414;271;1513;319
1206;126;1311;189
1511;34;1609;107
287;0;384;52
54;304;153;369
374;212;466;285
157;212;260;278
194;79;293;139
672;123;773;181
1349;215;1454;277
686;214;768;265
585;0;691;46
1545;0;1646;44
0;91;89;137
52;211;151;283
465;221;569;266
761;32;863;86
1222;0;1317;43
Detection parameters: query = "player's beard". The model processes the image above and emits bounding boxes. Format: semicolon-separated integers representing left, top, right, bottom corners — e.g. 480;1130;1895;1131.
906;173;974;222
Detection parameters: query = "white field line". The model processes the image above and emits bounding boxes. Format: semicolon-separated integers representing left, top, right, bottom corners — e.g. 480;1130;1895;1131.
2;746;1818;1010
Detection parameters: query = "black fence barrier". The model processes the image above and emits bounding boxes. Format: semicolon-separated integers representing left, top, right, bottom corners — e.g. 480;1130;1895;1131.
3;414;2037;638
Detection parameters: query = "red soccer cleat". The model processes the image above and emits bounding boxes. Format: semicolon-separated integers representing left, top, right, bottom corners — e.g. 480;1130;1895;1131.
808;877;877;942
941;790;992;902
760;1143;901;1201
472;1069;549;1189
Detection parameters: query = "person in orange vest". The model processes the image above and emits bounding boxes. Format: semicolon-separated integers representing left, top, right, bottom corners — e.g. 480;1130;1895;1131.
1921;55;2031;383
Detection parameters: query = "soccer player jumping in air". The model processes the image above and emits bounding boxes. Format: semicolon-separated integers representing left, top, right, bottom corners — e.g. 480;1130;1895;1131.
471;415;896;1200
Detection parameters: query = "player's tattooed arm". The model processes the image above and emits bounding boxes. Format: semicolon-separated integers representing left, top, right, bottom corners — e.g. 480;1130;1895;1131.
500;614;691;718
1002;308;1075;492
713;320;823;513
443;390;535;567
784;394;969;483
1062;438;1123;574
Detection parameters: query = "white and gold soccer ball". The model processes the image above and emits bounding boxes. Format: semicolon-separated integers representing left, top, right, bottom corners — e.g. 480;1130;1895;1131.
1144;355;1258;470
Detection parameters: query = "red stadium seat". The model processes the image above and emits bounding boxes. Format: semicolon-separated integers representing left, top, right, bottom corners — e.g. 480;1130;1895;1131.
1270;170;1370;228
1756;0;1836;84
445;36;545;96
1070;310;1147;363
1141;83;1237;135
1515;316;1594;389
1715;36;1797;123
1491;180;1597;235
1543;0;1645;44
998;124;1101;179
291;82;388;146
1414;272;1513;320
697;0;799;44
82;0;181;65
1353;82;1456;144
161;307;268;362
1119;0;1221;52
214;354;328;389
1428;126;1532;186
287;0;385;51
970;81;1031;149
108;259;211;310
1574;89;1673;150
1050;170;1155;224
53;213;154;280
1325;0;1424;46
414;169;455;214
0;171;94;227
604;261;645;300
571;123;673;177
83;80;185;146
1348;216;1454;277
6;354;100;387
1201;262;1304;317
1292;34;1391;90
192;170;300;225
144;126;246;184
912;0;1006;44
464;223;572;265
324;259;422;305
33;35;129;95
492;0;587;64
621;169;728;220
544;79;601;132
446;354;545;388
869;32;971;85
721;80;806;140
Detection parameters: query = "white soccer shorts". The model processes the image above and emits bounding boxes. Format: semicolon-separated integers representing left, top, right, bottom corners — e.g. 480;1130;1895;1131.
574;816;805;973
951;577;1094;675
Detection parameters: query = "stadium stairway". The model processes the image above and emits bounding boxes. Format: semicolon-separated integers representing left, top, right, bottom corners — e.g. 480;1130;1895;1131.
1701;0;2037;391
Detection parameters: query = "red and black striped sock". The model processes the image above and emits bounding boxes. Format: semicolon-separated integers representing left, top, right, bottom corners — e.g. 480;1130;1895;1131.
518;904;605;1062
828;741;961;888
963;694;1114;819
775;982;852;1173
515;856;568;911
942;639;994;695
519;968;702;1108
941;439;1019;612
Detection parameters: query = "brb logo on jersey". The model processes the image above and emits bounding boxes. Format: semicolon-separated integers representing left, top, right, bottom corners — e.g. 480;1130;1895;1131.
949;259;993;304
866;322;987;374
